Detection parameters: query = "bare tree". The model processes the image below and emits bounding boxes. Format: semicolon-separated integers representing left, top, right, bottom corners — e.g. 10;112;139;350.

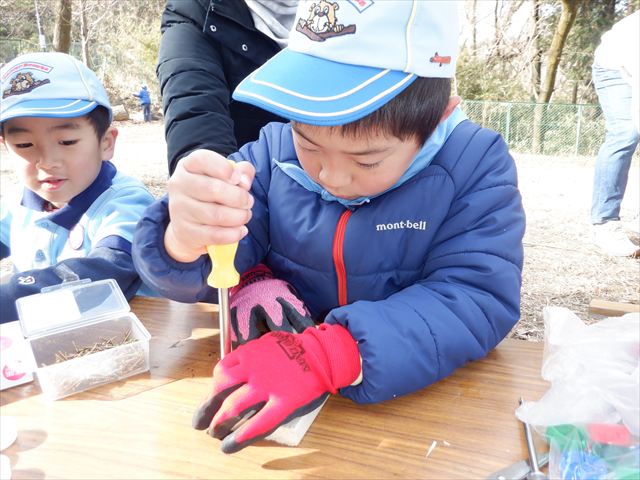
471;0;477;55
530;0;542;101
532;0;579;153
75;0;118;67
538;0;579;103
52;0;71;53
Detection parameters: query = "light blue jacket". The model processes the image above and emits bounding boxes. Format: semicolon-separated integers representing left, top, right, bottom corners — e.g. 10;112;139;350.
1;161;155;323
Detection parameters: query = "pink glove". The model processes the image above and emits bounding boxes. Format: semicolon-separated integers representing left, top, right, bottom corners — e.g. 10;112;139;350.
192;323;361;453
229;264;314;348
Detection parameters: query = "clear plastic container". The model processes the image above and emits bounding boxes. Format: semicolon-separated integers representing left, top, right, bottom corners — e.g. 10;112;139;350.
16;279;151;400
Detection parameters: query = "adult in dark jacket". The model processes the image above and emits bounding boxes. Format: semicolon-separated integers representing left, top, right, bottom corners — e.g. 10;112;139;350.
158;0;294;175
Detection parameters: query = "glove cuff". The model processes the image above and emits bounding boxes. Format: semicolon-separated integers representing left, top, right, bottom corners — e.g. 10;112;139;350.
231;263;274;295
304;324;361;390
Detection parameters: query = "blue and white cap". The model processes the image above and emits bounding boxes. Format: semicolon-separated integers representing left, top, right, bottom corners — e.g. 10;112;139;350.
1;51;112;123
233;0;459;126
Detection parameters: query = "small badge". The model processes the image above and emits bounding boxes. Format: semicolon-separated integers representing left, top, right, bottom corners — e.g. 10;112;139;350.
17;276;35;286
429;52;452;67
68;224;85;250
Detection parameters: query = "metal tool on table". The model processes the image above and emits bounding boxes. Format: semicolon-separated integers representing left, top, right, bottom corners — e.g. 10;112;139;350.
206;242;239;358
519;397;550;480
485;452;549;480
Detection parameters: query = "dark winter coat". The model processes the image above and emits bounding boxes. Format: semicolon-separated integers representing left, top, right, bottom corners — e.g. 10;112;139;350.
158;0;287;175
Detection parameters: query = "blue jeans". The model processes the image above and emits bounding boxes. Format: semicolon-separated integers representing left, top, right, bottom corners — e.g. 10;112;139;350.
142;103;151;122
591;65;639;224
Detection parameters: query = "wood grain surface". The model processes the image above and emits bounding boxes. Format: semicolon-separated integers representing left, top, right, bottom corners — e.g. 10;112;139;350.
0;297;550;479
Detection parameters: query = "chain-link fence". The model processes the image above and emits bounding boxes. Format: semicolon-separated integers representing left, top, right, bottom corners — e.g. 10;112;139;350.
461;100;608;157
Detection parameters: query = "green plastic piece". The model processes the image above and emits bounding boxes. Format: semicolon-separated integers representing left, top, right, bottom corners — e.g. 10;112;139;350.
545;424;588;451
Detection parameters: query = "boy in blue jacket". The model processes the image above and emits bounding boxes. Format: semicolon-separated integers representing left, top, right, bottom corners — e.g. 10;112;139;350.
133;0;526;453
0;52;156;323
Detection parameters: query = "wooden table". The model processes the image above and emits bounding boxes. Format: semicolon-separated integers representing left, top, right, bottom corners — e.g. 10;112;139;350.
1;297;550;479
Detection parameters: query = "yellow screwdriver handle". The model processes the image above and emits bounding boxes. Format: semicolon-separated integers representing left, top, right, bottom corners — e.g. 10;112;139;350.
206;243;239;288
206;159;241;289
206;160;243;358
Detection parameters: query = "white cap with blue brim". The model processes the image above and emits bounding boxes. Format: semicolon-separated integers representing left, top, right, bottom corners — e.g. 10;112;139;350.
1;51;112;123
233;0;459;126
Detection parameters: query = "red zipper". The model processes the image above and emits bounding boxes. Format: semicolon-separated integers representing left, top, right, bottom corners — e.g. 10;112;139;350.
332;210;352;306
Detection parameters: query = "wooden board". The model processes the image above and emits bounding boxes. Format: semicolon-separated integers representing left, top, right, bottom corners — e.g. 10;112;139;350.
589;298;640;317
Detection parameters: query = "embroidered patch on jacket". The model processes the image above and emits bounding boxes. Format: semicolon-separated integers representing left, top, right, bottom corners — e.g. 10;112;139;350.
17;275;36;286
296;1;357;42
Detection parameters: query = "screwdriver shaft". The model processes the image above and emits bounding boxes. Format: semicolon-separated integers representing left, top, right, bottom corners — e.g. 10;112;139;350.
218;287;231;358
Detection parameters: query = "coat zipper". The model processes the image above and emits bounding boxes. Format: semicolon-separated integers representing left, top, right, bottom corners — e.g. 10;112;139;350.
332;210;352;306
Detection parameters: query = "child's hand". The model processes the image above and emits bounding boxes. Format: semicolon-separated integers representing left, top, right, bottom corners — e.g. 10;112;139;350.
192;324;361;453
229;264;316;348
164;149;255;263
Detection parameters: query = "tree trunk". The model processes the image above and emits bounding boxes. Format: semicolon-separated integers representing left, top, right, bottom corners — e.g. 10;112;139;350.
79;0;93;68
52;0;72;53
531;0;541;101
533;0;579;153
471;0;477;55
494;0;500;55
538;0;579;103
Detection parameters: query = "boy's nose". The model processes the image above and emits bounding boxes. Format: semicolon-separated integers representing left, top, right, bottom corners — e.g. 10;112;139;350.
36;148;60;169
318;165;350;189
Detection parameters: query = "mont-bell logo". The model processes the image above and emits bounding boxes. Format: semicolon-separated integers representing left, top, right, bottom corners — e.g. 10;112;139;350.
376;219;427;232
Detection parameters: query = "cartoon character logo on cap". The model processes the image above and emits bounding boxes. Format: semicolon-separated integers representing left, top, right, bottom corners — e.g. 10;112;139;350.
296;1;356;42
3;72;50;99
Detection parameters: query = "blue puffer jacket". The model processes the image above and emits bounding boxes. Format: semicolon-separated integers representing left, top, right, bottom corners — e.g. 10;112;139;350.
133;120;526;404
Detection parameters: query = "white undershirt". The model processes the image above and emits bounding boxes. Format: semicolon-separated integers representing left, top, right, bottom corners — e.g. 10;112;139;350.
245;0;298;48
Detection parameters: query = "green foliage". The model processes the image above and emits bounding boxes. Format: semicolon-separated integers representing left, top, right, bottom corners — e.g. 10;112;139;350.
456;0;637;104
457;48;531;101
3;0;638;110
1;0;163;114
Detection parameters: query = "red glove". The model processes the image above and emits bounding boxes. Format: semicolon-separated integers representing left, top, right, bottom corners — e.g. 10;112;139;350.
192;323;361;453
229;264;315;348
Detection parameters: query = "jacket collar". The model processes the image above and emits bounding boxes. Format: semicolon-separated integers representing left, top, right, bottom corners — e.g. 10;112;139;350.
21;160;117;230
208;0;256;31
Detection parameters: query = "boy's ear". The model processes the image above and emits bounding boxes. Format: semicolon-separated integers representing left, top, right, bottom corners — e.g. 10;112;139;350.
440;96;461;122
100;126;118;161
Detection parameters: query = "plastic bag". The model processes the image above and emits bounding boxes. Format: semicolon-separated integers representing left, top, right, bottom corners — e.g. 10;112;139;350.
516;307;640;479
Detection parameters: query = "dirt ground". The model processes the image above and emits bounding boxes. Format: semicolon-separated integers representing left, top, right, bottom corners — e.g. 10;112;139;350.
1;120;638;341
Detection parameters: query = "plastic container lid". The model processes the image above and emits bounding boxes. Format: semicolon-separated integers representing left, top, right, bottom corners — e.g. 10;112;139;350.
15;279;130;338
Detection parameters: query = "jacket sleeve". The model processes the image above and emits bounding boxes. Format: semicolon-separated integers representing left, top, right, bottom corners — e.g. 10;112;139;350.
158;0;238;175
326;130;525;404
1;200;10;260
0;247;142;324
131;124;279;302
0;181;155;324
132;196;217;303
